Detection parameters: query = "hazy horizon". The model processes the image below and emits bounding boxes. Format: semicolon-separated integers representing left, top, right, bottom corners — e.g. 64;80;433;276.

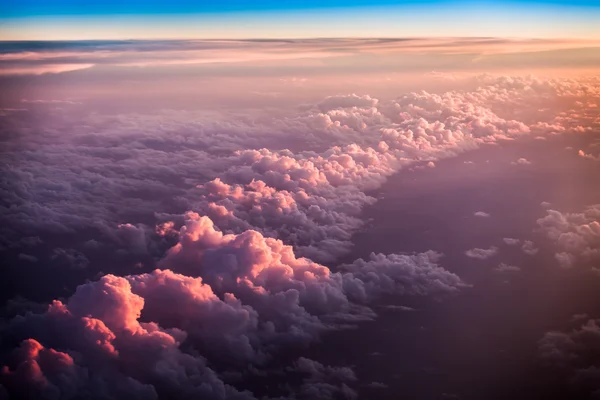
1;1;600;400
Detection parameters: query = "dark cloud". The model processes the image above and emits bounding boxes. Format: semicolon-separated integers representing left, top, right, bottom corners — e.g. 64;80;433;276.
50;248;90;269
17;253;37;263
288;357;358;400
539;318;600;397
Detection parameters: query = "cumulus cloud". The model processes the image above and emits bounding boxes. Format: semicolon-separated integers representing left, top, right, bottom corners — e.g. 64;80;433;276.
0;297;47;318
177;79;535;263
1;339;136;400
511;157;532;165
317;94;379;113
341;251;466;299
50;248;90;269
521;240;539;256
555;252;577;269
465;246;498;260
537;205;600;268
159;213;465;307
289;357;358;400
495;263;520;272
1;213;465;399
503;238;520;245
578;150;600;161
2;72;600;398
2;73;594;266
179;77;555;262
539;319;600;396
474;211;491;218
3;275;252;400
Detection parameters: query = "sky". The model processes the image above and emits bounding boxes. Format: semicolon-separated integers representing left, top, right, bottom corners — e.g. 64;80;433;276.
1;0;600;39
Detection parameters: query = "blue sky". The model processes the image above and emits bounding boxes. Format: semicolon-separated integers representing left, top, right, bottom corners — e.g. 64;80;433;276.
2;0;441;16
1;0;599;16
1;0;599;39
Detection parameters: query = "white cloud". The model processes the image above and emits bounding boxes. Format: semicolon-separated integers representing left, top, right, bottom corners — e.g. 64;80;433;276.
503;237;520;245
465;246;499;260
578;149;600;161
511;157;532;165
537;205;600;267
555;252;577;269
495;263;521;272
522;240;539;256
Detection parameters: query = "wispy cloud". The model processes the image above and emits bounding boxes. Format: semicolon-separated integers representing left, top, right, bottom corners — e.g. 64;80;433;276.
2;38;600;75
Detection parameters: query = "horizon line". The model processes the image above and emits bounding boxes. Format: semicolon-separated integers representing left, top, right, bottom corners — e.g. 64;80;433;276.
1;36;599;42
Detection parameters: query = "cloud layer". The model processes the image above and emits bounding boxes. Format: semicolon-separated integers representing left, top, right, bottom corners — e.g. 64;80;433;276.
2;214;465;399
1;71;600;399
3;38;600;75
